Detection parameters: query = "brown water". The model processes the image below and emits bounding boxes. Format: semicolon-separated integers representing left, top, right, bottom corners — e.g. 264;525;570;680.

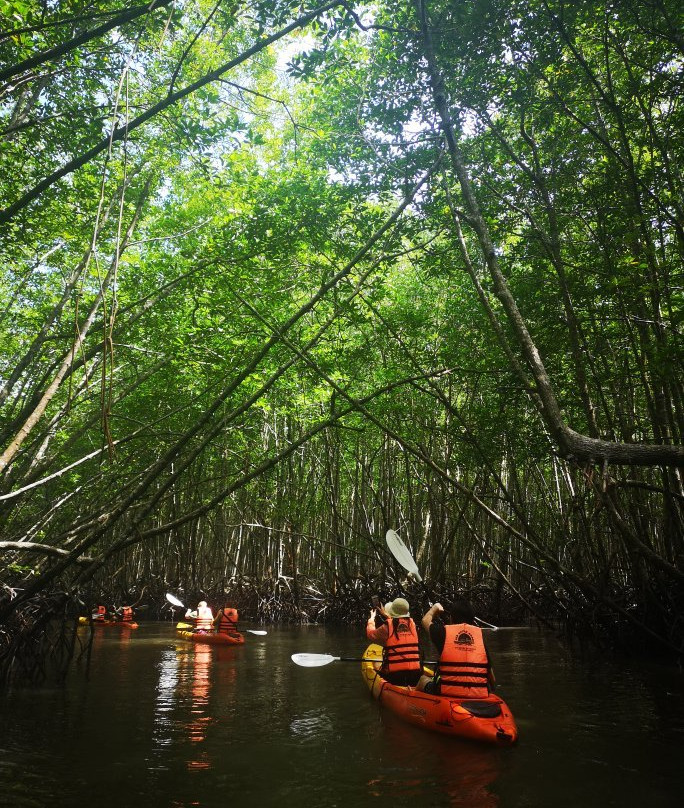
1;623;683;807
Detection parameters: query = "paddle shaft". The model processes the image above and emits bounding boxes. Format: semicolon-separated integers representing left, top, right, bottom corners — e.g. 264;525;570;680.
294;656;437;665
353;657;436;664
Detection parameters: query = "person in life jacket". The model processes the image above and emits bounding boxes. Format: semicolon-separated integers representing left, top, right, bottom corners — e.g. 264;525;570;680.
185;600;214;632
417;600;496;696
366;597;422;687
94;605;107;621
213;605;240;637
119;605;134;623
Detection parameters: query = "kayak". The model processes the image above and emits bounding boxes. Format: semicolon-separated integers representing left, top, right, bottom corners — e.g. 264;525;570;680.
176;621;245;645
361;643;518;745
78;616;139;629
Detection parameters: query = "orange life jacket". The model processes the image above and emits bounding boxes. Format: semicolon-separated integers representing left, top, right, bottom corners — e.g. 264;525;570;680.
121;606;133;622
438;623;490;698
194;604;214;631
217;608;239;635
96;605;106;620
382;617;421;674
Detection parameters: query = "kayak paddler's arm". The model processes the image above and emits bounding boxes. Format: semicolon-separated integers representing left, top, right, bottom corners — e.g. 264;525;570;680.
421;602;443;632
366;612;389;642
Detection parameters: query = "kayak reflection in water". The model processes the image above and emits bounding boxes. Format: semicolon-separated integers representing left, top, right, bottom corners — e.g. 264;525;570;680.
367;718;501;808
186;644;213;771
185;600;214;632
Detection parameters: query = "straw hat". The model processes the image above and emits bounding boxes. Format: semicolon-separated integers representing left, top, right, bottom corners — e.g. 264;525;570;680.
384;597;410;618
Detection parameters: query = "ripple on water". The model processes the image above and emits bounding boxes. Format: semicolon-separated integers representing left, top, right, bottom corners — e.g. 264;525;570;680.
288;707;335;742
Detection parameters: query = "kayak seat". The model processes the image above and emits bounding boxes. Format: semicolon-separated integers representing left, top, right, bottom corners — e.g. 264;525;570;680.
461;701;502;718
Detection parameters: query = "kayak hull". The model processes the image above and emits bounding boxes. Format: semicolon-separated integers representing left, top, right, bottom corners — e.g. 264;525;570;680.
78;617;139;629
176;622;245;645
361;643;517;745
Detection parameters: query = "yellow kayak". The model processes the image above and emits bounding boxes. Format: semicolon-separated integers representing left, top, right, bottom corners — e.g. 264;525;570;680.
176;621;244;645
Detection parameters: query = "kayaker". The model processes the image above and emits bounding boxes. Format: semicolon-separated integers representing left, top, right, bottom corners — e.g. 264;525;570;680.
185;600;214;632
117;605;134;623
93;605;107;621
213;605;240;636
366;596;422;687
416;600;496;696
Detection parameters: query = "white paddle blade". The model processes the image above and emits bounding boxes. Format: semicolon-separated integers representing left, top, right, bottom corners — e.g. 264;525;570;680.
291;653;338;667
247;630;267;635
165;593;185;608
385;529;423;582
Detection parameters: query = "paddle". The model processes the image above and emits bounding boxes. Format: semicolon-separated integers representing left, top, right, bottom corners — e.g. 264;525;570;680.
165;593;267;635
291;653;437;668
165;592;187;608
385;529;423;582
385;529;500;631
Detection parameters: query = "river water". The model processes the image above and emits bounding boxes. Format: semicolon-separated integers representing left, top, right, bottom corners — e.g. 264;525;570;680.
1;622;683;808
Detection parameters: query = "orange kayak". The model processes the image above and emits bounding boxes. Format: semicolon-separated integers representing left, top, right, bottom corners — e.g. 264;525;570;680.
361;643;517;745
78;616;139;629
176;622;245;645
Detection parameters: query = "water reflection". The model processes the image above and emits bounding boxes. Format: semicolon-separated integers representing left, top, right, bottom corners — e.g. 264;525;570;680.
153;647;180;747
84;620;134;681
367;714;501;807
2;625;684;808
432;742;501;808
187;644;212;770
152;638;242;781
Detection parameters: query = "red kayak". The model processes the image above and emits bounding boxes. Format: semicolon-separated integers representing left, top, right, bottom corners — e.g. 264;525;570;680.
176;622;245;645
78;616;139;629
361;643;517;745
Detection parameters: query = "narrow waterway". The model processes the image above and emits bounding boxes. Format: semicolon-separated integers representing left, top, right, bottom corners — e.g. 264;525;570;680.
1;622;683;808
